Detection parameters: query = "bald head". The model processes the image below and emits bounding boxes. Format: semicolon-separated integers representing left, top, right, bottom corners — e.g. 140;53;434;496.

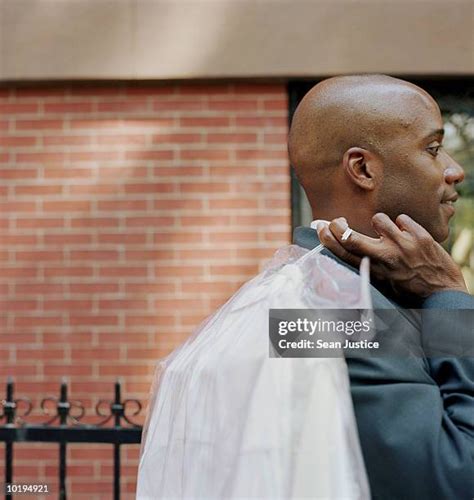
288;75;438;204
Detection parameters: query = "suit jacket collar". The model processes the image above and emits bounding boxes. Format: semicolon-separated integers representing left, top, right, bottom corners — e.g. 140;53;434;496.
293;226;420;310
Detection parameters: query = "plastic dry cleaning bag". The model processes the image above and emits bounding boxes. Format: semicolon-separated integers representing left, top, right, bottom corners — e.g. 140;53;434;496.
137;244;372;499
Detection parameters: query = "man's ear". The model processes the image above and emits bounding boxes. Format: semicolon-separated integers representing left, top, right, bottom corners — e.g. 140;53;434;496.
342;147;381;191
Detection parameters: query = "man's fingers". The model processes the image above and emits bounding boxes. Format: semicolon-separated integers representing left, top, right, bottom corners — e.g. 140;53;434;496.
327;218;381;256
395;213;432;240
317;224;362;268
371;213;405;242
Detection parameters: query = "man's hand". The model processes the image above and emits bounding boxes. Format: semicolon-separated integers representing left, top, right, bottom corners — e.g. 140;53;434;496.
316;213;468;299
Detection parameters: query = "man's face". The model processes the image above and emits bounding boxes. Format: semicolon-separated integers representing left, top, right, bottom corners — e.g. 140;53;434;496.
377;92;465;243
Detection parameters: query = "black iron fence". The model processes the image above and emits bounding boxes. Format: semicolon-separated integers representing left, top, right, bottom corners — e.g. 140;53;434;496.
0;377;143;499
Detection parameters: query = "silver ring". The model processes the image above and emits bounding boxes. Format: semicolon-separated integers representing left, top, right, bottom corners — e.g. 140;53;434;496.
341;227;353;241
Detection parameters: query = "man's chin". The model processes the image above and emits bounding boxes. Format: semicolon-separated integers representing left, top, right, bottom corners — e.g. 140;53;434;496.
432;224;450;244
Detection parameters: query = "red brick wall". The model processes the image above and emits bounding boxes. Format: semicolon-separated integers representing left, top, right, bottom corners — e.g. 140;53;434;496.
0;83;290;498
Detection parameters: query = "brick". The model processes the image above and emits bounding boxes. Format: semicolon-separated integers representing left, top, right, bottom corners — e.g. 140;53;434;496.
43;135;91;146
69;151;120;162
69;315;118;326
154;265;204;277
44;102;94;113
44;234;93;245
1;234;43;246
71;348;120;361
125;183;175;194
153;100;203;111
0;103;38;113
43;200;91;212
70;249;119;260
207;100;258;111
208;231;258;243
16;348;66;360
0;299;37;311
99;266;148;278
70;119;123;129
126;348;168;360
233;84;284;94
98;364;153;377
180;149;229;161
15;250;64;261
97;134;147;145
264;132;288;144
44;266;93;278
124;150;174;161
70;217;119;228
235;149;288;160
177;248;233;260
69;184;121;195
98;166;148;177
152;133;201;144
207;133;257;143
16;152;66;163
181;281;239;294
97;199;148;211
180;117;230;127
0;136;37;147
209;198;258;209
42;332;93;344
14;316;63;328
263;99;288;111
153;199;203;210
235;116;287;127
44;364;93;376
124;249;174;260
69;283;119;293
153;166;203;177
125;86;176;96
98;233;147;244
209;166;258;176
154;231;203;244
43;168;94;179
15;283;65;294
43;299;93;311
0;169;37;180
97;101;149;112
15;185;63;195
125;216;175;227
180;215;232;226
0;364;39;376
0;201;37;212
232;214;290;225
210;264;257;276
98;299;147;309
124;283;175;294
16;119;63;130
180;182;230;193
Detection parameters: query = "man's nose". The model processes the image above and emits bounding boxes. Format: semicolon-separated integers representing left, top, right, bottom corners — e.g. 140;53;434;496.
444;155;465;185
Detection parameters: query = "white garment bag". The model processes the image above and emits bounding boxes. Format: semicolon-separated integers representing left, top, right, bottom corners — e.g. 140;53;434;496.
137;245;372;499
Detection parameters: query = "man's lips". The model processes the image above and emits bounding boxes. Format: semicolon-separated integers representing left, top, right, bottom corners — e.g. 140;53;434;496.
441;193;459;204
441;193;458;215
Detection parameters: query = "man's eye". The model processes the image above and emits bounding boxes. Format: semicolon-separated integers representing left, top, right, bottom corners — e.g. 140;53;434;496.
427;145;442;156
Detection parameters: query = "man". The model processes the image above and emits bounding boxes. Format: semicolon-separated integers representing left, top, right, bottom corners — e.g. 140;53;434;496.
288;75;473;499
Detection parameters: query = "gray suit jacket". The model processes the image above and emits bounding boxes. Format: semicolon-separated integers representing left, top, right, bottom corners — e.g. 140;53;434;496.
294;226;474;500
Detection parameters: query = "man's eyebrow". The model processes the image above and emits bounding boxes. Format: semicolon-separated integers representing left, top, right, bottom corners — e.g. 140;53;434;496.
425;128;445;139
